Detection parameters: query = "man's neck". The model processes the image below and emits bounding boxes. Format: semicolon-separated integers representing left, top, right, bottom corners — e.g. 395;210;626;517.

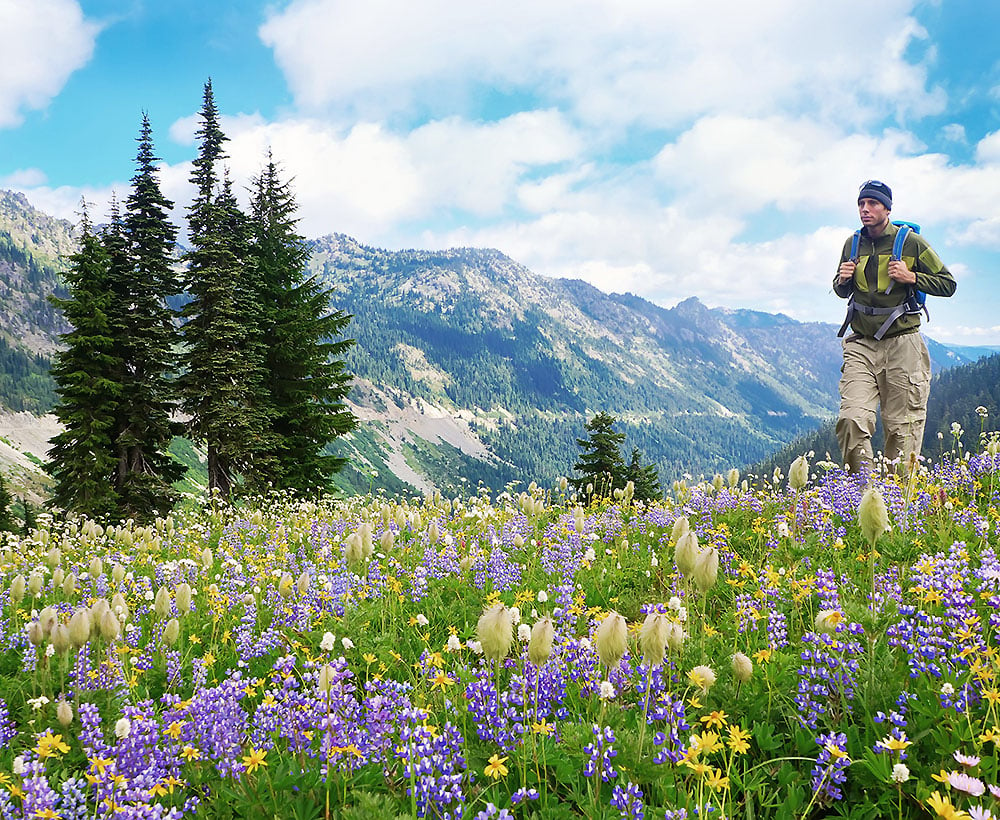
867;216;891;238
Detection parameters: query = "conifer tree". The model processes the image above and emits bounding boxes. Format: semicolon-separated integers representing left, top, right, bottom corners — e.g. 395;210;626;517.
0;473;15;533
113;113;185;519
20;497;36;535
570;412;626;498
248;155;357;493
47;209;124;518
179;81;268;497
625;447;662;502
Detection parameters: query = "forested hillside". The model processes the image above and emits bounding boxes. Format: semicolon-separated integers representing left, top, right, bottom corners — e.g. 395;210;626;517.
0;191;72;353
750;352;1000;478
0;187;990;500
312;234;957;492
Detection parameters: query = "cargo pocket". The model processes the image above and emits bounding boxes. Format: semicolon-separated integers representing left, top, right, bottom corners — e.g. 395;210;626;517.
907;371;930;418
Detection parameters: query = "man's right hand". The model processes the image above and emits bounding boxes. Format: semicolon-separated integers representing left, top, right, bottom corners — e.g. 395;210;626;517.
838;261;856;284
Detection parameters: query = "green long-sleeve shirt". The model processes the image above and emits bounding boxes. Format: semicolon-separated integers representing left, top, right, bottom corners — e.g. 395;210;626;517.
834;222;956;338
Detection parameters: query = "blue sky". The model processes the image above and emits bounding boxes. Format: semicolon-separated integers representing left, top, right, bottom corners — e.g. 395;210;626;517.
2;0;1000;344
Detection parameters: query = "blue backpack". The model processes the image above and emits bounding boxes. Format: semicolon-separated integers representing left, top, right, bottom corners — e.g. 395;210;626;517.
837;221;929;340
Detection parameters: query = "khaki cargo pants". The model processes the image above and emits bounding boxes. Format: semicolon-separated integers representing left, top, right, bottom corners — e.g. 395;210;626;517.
836;332;931;474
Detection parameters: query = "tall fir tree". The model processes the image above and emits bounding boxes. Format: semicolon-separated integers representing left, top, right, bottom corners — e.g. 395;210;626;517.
625;447;662;502
20;497;37;535
570;412;626;498
179;81;268;497
0;473;15;533
113;113;186;519
47;208;124;518
248;155;357;493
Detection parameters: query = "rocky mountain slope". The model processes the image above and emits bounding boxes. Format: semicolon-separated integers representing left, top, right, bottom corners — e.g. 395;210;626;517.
0;190;978;498
309;235;968;495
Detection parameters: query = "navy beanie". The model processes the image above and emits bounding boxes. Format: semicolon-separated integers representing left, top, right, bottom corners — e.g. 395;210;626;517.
858;180;892;210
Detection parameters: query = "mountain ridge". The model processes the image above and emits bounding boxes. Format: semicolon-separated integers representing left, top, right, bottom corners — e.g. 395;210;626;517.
0;192;984;497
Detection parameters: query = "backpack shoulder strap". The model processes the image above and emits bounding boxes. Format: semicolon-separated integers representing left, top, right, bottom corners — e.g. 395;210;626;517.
839;230;863;337
850;230;862;262
885;224;911;295
891;224;910;261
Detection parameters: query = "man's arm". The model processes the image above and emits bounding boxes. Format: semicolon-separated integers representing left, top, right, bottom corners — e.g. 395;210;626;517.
887;235;956;296
833;239;855;298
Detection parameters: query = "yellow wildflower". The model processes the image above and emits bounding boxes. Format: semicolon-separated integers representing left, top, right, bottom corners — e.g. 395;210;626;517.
979;726;1000;744
880;733;912;753
824;743;848;761
163;721;186;740
242;748;268;774
88;757;114;776
684;759;712;777
531;718;555;736
34;732;70;760
690;731;723;756
727;725;751;755
700;710;728;729
926;790;971;820
484;754;508;780
706;768;730;791
431;672;454;690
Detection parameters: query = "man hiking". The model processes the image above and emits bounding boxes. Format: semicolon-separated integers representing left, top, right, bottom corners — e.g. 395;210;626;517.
833;180;957;476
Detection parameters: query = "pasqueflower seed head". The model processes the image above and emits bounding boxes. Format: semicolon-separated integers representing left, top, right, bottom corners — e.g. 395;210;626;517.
477;603;514;662
858;486;890;546
528;617;555;666
789;455;809;490
594;610;628;669
692;547;719;593
731;651;753;683
639;611;670;667
674;531;700;579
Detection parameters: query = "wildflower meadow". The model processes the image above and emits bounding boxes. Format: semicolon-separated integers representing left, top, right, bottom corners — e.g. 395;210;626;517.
2;427;1000;820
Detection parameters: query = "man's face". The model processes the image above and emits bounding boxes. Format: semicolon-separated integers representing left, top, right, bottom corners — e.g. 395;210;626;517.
858;197;889;228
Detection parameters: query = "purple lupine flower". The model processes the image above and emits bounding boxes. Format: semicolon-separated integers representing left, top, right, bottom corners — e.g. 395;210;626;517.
611;781;645;820
0;699;16;749
812;731;850;801
473;804;514;820
583;725;619;782
510;787;540;806
395;721;467;820
795;626;863;728
767;609;789;649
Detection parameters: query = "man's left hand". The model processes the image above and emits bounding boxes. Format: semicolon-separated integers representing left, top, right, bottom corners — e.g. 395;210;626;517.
888;260;916;285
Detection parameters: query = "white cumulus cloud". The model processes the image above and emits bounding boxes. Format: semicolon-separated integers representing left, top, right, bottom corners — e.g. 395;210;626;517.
0;0;100;127
259;0;943;130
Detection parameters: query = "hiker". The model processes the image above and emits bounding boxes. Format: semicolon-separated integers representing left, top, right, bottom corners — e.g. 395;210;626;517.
833;180;957;476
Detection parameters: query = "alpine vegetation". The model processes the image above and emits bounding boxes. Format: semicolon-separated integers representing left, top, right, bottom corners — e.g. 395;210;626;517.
2;433;999;818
